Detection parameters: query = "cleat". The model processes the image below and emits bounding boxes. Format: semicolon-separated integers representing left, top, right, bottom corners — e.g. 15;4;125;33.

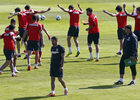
12;74;18;77
34;66;39;69
23;50;27;53
14;70;20;73
64;89;68;95
0;72;2;75
75;51;80;57
136;58;138;61
38;63;42;66
96;59;99;62
66;52;72;57
24;55;28;59
114;80;123;85
116;51;122;55
32;51;35;54
87;58;94;61
46;93;55;97
27;66;31;71
128;81;135;85
17;54;21;57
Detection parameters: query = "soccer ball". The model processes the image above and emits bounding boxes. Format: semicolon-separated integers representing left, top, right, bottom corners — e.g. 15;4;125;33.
41;15;46;20
56;15;61;21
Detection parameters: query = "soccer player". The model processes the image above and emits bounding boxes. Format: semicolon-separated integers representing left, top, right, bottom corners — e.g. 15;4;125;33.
83;8;100;61
5;19;20;73
57;4;83;57
103;5;127;55
36;15;51;66
22;15;44;71
115;25;138;85
8;7;28;58
123;4;140;41
47;36;68;97
0;25;19;77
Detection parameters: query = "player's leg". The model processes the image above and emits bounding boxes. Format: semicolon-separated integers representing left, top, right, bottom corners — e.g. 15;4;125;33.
0;60;11;74
27;50;32;71
47;76;56;96
87;34;93;61
13;54;19;73
16;41;21;57
23;31;28;59
34;50;39;69
58;77;68;95
10;57;18;77
73;37;80;57
128;64;137;85
94;33;100;61
38;48;42;66
66;36;72;57
95;44;99;61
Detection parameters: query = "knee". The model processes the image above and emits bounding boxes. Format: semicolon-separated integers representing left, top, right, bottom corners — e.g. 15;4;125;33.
58;78;63;82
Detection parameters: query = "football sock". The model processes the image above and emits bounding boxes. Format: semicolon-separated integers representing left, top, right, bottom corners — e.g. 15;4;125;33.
64;87;68;90
0;66;2;68
90;52;93;58
96;53;99;59
12;72;15;75
13;67;16;71
68;47;71;53
132;80;135;83
0;71;2;72
35;64;37;67
77;47;80;52
26;53;28;56
38;51;42;63
119;50;122;52
119;78;123;82
28;64;30;66
51;90;55;94
18;53;20;55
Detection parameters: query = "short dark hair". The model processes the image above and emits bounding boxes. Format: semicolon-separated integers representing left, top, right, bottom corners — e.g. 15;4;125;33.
32;15;37;21
86;8;93;12
116;5;122;11
15;7;21;12
68;5;74;9
25;5;30;10
125;25;132;31
9;24;15;31
51;36;58;41
136;7;140;12
36;15;40;22
10;18;16;24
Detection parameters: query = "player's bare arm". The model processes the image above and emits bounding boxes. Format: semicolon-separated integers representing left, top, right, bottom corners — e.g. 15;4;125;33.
123;4;131;16
86;25;94;31
78;4;84;14
39;30;45;47
132;4;136;15
11;36;16;44
103;10;117;17
42;27;51;40
57;4;69;12
37;7;51;13
8;12;20;19
60;53;65;72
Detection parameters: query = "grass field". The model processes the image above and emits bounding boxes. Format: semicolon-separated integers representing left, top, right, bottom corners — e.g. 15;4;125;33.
0;0;140;100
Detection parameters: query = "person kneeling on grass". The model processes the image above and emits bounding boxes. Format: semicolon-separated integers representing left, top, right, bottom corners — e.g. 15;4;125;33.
115;25;138;85
0;24;20;77
47;36;68;97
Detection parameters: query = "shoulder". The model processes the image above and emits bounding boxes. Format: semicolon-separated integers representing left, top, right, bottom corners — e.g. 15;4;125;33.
10;32;14;36
131;33;138;41
58;45;65;50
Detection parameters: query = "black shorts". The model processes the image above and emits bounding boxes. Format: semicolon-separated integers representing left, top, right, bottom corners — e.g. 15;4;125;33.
50;65;63;77
39;39;43;49
88;33;99;44
16;28;28;42
117;28;125;40
27;40;40;51
68;26;79;37
4;49;14;60
134;31;140;41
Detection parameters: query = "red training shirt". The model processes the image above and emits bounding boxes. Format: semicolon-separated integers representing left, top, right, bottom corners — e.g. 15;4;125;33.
26;22;42;41
88;14;99;34
26;10;38;24
17;12;28;28
131;14;140;31
68;9;82;26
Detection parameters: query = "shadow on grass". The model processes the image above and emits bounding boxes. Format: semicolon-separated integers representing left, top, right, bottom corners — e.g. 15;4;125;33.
93;63;119;65
13;95;64;100
79;84;128;90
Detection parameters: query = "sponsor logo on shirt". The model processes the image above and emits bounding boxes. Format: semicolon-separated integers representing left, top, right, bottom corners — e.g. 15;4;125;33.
52;51;59;54
4;33;9;36
5;28;9;30
29;24;39;26
120;14;126;16
137;16;140;18
73;12;79;14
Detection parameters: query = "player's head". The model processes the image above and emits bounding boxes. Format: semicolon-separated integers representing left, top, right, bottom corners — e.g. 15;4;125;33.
36;15;40;22
136;7;140;14
25;5;30;10
51;36;58;46
32;15;37;22
10;18;16;25
15;7;21;12
86;8;92;16
9;24;15;31
68;5;74;10
115;5;122;12
125;25;132;34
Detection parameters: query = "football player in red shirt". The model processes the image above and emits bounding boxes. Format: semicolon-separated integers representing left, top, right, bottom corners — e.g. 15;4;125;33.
103;5;127;55
83;8;100;61
0;25;20;77
22;15;44;71
57;4;83;57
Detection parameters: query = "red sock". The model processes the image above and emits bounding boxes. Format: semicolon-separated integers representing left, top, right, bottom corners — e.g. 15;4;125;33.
38;51;42;63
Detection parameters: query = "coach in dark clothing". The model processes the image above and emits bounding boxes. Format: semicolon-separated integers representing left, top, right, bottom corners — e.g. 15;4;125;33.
115;25;138;85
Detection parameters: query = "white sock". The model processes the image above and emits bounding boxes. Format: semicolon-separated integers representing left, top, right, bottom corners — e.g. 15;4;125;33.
68;47;71;53
13;67;16;71
35;64;37;67
0;66;2;68
0;71;2;72
90;52;93;58
51;90;55;94
119;50;122;52
96;53;99;59
26;53;28;55
77;47;80;52
119;78;123;82
132;80;135;83
64;87;68;90
28;64;30;66
12;72;15;75
18;53;20;55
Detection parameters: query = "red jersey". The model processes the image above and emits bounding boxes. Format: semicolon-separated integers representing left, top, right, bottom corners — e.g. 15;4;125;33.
17;12;28;28
0;32;15;51
5;26;17;35
26;22;42;41
88;14;99;34
26;10;38;24
68;9;82;26
115;11;127;28
131;14;140;31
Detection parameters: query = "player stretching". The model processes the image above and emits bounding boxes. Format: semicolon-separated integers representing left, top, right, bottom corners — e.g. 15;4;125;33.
22;15;44;71
103;5;127;55
57;4;83;57
0;25;19;77
9;7;28;58
83;8;100;61
36;15;51;66
47;36;68;97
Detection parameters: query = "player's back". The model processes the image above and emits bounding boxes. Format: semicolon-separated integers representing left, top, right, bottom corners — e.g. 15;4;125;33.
17;12;28;28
